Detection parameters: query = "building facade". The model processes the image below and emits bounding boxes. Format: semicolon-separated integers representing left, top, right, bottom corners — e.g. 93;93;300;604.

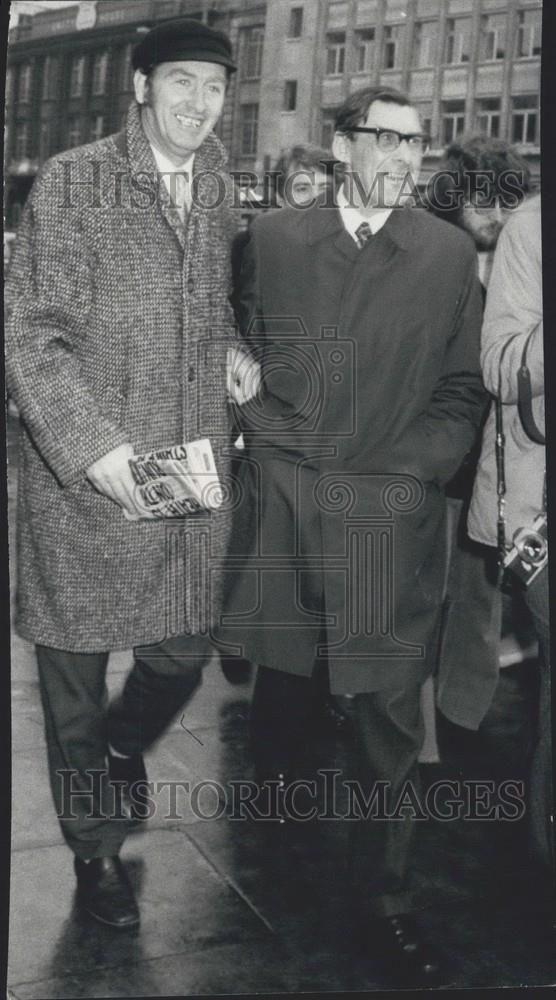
5;0;542;226
256;0;541;180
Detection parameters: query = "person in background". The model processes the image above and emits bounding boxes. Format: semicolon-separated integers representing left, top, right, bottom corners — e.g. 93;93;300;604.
467;194;552;882
5;19;252;929
425;137;532;744
427;136;531;292
272;142;335;207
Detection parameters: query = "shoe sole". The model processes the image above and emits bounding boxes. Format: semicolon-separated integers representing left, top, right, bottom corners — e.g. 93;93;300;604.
76;894;140;929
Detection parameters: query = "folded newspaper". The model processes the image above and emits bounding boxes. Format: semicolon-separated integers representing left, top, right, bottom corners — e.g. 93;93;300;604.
124;439;223;521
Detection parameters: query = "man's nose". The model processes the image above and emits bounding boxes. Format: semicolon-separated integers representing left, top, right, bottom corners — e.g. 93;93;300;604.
396;139;414;164
185;82;205;112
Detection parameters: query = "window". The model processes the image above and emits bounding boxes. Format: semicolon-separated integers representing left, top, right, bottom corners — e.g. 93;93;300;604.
42;56;58;100
18;63;32;102
479;14;506;62
6;68;14;106
412;21;437;68
67;116;82;148
354;29;375;73
511;95;539;144
70;55;85;98
475;97;501;138
441;100;466;145
240;104;258;156
39;120;51;160
416;103;433;143
92;51;108;96
383;25;401;70
288;7;304;38
284;80;297;112
515;9;541;59
444;18;471;64
90;114;105;142
121;44;134;91
321;116;335;148
14;122;30;160
241;26;264;79
326;33;345;76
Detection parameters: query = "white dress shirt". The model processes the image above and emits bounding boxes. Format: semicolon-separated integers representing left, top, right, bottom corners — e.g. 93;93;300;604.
150;145;195;221
337;185;392;243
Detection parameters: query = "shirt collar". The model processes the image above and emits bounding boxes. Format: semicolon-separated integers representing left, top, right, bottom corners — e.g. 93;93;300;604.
149;144;195;178
337;185;393;243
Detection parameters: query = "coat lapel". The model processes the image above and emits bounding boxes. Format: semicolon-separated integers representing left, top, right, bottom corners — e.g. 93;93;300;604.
123;101;230;251
304;201;360;263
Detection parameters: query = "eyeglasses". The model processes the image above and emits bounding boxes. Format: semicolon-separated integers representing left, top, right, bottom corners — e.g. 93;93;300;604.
347;126;430;153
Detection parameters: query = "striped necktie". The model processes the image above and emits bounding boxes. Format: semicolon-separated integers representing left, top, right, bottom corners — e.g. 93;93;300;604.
355;221;373;248
171;171;189;224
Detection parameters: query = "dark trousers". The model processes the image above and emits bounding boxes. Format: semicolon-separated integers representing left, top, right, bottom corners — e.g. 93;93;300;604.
36;635;211;860
252;664;425;917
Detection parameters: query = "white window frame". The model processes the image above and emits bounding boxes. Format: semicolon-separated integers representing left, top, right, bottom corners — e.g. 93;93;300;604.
92;52;108;97
445;18;471;65
413;22;436;68
383;25;399;70
240;104;259;156
476;100;501;138
511;97;539;144
19;64;32;103
516;10;542;59
355;29;375;73
241;26;264;80
70;56;85;98
90;114;105;142
15;121;30;160
67;117;82;147
441;104;466;145
321;118;335;149
480;15;506;62
326;37;346;76
39;120;51;160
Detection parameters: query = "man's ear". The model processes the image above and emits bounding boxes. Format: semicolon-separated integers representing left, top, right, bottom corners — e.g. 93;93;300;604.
332;131;351;166
134;69;148;105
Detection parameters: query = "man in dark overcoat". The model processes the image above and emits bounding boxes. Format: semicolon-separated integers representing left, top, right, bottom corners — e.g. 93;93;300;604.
218;86;487;985
5;19;249;928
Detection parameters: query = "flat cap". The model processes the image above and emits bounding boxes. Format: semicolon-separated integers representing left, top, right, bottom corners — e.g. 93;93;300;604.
133;17;236;74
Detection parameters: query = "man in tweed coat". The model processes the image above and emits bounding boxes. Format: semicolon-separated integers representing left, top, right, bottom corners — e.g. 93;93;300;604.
5;19;245;928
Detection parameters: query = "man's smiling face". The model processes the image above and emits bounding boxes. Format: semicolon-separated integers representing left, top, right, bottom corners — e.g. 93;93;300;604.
134;60;227;164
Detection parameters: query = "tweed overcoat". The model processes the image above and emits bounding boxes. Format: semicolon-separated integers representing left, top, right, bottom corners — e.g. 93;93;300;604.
6;102;238;652
218;203;488;694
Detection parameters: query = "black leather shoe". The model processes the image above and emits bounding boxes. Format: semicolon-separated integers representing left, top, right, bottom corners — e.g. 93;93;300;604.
107;751;148;824
220;655;253;685
74;856;140;928
372;914;449;988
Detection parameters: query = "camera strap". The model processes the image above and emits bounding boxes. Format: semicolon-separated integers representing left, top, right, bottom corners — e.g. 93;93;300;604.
495;331;546;576
517;322;545;445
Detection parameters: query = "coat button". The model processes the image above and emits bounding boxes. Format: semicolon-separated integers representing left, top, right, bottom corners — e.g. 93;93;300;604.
188;366;196;382
187;278;194;293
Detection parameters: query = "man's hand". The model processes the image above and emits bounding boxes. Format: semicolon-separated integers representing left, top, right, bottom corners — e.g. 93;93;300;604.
227;346;261;405
86;443;141;518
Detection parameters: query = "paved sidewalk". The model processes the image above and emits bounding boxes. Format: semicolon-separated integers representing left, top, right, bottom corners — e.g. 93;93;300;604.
7;414;556;996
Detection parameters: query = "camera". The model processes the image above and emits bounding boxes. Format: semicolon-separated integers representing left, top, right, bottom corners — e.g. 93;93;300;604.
503;513;548;587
